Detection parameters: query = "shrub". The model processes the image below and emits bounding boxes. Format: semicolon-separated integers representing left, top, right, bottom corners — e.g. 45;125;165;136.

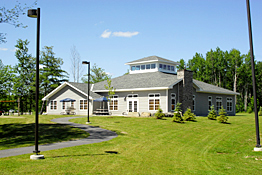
172;103;183;123
154;108;165;119
183;108;196;121
247;106;253;114
217;106;228;123
207;105;217;120
259;107;262;116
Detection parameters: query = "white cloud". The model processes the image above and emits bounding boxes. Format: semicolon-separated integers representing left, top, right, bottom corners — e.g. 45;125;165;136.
113;31;139;37
101;29;112;38
0;48;8;51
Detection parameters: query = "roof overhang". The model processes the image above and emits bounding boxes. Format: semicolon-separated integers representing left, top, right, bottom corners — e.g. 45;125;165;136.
93;86;170;93
195;90;240;95
42;82;93;101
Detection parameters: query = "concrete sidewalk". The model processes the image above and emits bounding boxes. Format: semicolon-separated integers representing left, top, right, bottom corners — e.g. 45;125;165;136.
0;116;118;158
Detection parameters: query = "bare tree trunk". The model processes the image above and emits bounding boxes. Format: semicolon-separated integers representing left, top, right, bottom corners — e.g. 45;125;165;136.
244;86;248;111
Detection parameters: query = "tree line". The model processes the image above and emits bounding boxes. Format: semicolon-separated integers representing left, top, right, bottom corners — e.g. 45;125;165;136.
178;47;261;112
0;39;68;114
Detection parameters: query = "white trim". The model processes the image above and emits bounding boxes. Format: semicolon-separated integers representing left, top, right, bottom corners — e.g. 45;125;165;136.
216;96;223;111
79;99;88;110
42;82;93;101
50;100;57;111
192;95;195;111
196;90;240;95
171;93;176;111
94;87;170;92
127;99;139;112
208;96;212;110
148;93;161;111
109;95;119;111
226;97;233;112
125;60;180;65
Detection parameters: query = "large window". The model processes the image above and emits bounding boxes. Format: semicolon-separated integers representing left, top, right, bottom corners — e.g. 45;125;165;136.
208;96;212;110
216;97;222;111
159;64;175;72
50;101;57;110
227;97;233;112
149;93;160;111
192;95;195;111
110;95;118;111
63;101;74;109
80;100;88;110
62;102;66;110
171;93;176;111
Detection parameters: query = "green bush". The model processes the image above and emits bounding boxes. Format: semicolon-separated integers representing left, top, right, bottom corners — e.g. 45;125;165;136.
207;105;217;120
172;103;183;123
217;106;228;123
247;106;253;114
154;108;165;119
259;107;262;116
183;108;196;121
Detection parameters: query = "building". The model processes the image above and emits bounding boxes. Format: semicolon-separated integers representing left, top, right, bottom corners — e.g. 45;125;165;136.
42;56;239;116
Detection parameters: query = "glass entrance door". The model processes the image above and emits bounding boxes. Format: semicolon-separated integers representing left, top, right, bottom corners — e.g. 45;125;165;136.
128;100;138;112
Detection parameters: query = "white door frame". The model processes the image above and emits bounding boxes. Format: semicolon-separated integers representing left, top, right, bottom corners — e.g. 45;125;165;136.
127;99;139;113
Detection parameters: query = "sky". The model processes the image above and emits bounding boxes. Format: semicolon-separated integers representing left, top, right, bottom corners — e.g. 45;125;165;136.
1;0;262;81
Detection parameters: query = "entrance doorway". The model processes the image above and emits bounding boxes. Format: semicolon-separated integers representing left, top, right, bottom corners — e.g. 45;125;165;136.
128;100;138;112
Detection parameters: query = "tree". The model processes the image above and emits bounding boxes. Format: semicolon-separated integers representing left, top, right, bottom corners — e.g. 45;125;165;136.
217;106;228;123
13;39;35;113
172;103;183;123
0;60;15;101
183;108;196;121
104;79;115;100
39;46;68;113
177;59;186;70
0;1;37;43
82;63;111;84
207;105;217;120
70;45;83;82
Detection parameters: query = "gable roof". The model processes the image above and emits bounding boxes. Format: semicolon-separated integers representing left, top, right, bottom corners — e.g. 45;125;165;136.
125;55;180;65
42;82;101;101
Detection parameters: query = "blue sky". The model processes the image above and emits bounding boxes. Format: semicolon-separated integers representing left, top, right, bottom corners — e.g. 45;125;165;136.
1;0;261;81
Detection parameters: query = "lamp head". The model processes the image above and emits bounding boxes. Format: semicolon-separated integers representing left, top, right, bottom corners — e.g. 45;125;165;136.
82;61;90;65
28;9;38;18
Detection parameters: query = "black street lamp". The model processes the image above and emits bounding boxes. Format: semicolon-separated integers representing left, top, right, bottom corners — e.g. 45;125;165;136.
28;8;44;159
82;61;91;124
246;0;262;151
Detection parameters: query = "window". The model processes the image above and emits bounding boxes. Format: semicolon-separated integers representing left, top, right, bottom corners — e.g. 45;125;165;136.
80;100;88;110
136;65;140;70
151;64;156;69
216;97;222;111
146;64;150;69
159;64;163;69
167;65;171;70
171;93;176;111
141;65;145;70
163;64;166;70
62;102;66;109
208;96;212;110
192;95;195;111
110;95;118;111
171;66;174;71
148;93;160;111
71;102;74;108
50;101;57;110
127;94;138;98
227;97;233;112
131;66;136;71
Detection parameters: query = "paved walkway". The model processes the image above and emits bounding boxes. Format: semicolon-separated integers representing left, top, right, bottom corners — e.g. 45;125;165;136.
0;116;118;158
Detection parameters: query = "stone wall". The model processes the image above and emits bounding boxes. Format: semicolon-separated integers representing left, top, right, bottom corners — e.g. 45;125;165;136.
177;69;193;112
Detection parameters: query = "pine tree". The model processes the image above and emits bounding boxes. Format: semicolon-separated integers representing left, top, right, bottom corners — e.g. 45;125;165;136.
207;105;217;120
183;108;196;121
217;106;228;123
172;103;183;123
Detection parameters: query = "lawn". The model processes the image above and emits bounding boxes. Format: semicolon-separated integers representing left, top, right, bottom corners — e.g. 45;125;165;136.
0;115;89;150
0;113;262;174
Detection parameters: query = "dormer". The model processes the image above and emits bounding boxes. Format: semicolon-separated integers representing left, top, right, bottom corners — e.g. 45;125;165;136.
125;56;180;74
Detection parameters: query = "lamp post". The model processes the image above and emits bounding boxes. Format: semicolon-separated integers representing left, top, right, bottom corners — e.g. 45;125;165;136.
28;8;44;159
82;61;91;124
246;0;262;151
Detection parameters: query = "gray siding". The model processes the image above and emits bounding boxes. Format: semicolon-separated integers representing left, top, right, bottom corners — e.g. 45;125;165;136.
97;90;168;116
47;85;93;115
193;88;236;116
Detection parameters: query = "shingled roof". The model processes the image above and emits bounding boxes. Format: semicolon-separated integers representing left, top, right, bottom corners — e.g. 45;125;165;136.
93;71;239;95
67;82;102;99
125;55;180;65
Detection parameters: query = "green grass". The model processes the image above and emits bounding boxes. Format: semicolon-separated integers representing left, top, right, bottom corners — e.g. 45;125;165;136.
0;115;89;150
1;113;262;174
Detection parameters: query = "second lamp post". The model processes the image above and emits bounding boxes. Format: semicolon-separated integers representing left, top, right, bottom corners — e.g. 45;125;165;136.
82;61;91;124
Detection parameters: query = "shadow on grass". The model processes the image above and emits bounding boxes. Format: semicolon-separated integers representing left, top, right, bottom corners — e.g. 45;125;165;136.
49;153;107;158
0;123;89;149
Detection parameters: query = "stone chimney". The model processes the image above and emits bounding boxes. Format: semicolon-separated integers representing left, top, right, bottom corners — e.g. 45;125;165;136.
177;69;193;112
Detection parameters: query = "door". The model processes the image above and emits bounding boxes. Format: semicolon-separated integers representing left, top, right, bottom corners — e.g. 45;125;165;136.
128;100;138;112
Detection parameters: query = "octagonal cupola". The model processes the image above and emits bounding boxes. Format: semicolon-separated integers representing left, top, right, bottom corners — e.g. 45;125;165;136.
125;56;180;74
